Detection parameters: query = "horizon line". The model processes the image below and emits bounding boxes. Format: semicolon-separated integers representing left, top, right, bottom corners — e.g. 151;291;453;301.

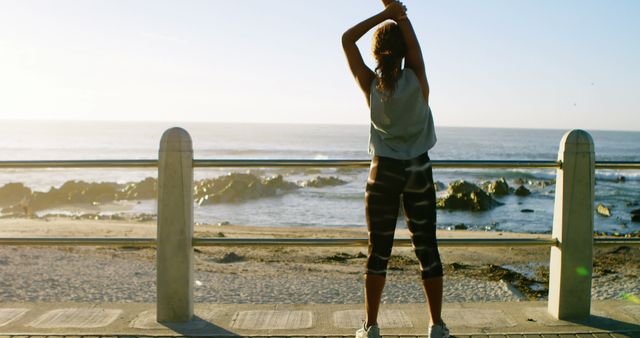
0;118;639;133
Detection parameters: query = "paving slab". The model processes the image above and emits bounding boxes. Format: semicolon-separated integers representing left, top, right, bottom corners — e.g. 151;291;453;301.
333;309;413;329
0;309;29;328
443;308;518;328
622;305;640;322
27;308;122;329
130;308;224;330
230;310;313;330
523;308;581;327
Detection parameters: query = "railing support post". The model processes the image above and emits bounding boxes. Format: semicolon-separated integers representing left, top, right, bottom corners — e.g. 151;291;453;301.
548;129;595;320
157;127;194;323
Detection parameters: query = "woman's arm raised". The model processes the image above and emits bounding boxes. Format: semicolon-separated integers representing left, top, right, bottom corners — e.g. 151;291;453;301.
342;4;405;105
381;0;430;103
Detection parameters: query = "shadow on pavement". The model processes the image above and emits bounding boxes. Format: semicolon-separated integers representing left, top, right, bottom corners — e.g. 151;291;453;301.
572;314;640;334
158;315;241;336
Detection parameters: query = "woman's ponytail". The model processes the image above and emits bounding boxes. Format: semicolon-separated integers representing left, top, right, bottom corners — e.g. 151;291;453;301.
372;23;406;97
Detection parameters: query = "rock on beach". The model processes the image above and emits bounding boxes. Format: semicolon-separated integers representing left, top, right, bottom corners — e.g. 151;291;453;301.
484;177;510;196
298;176;347;188
515;185;531;196
0;183;32;206
195;173;298;205
597;203;612;217
437;180;503;211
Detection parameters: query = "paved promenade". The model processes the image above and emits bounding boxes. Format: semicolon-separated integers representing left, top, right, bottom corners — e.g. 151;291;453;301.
1;300;639;337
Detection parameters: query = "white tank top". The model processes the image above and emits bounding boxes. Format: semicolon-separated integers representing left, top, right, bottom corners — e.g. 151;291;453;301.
369;68;437;159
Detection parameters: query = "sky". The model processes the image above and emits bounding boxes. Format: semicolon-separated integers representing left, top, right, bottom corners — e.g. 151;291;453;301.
0;0;639;131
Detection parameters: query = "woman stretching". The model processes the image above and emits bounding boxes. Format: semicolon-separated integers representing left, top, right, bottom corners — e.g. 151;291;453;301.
342;1;448;338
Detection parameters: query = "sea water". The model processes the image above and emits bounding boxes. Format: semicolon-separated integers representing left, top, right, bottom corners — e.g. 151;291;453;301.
0;120;638;234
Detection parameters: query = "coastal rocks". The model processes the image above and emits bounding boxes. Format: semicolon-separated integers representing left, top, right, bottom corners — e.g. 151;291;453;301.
434;181;446;191
118;177;157;200
1;180;121;214
532;180;554;188
194;173;298;205
515;185;531;196
298;176;347;188
436;180;503;211
0;183;32;206
513;178;527;185
513;178;554;189
0;178;157;215
596;203;612;217
631;209;640;223
484;178;510;196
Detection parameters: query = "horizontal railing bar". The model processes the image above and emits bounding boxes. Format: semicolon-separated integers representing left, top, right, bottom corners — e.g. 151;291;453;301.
593;238;640;246
0;160;158;169
192;237;559;247
0;238;156;246
0;237;557;247
0;159;638;169
1;237;638;247
595;161;640;170
192;159;563;169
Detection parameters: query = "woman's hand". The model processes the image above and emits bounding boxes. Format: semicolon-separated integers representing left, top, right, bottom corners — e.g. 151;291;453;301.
382;1;407;22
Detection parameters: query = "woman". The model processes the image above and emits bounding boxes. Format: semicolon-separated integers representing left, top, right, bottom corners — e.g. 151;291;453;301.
342;2;448;338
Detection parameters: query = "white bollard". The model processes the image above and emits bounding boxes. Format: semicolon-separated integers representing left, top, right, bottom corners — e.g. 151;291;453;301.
548;129;595;320
157;127;194;323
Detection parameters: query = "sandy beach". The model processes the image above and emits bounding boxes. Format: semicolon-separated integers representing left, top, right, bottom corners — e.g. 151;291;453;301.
0;218;638;304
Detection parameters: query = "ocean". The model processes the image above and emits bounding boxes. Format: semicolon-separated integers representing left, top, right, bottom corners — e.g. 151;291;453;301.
0;120;638;234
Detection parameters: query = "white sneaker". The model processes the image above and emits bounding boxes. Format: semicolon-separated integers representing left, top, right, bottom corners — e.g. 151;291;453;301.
355;323;381;338
428;321;449;338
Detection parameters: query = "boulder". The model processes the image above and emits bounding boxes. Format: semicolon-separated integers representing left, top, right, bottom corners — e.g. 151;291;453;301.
195;173;298;205
484;177;510;196
533;180;554;188
515;185;531;196
53;180;119;204
298;176;347;188
118;177;157;200
3;180;122;213
513;178;527;185
596;203;611;217
631;209;640;223
0;183;31;207
434;181;446;192
436;180;503;211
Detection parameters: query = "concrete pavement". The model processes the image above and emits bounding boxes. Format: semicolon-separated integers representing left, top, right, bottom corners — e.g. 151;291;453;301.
0;300;639;337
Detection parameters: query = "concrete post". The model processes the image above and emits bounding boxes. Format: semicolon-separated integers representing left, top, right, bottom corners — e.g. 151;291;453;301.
157;127;194;323
548;129;595;320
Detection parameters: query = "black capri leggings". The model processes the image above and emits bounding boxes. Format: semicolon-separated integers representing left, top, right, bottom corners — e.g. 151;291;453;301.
365;152;443;279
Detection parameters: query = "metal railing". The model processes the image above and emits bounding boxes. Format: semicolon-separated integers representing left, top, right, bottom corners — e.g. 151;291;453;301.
2;236;639;247
1;127;639;322
2;159;639;169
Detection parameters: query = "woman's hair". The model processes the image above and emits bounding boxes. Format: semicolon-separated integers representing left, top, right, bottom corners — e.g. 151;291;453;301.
372;22;406;96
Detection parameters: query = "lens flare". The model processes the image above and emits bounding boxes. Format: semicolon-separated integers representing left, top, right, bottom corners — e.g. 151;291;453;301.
622;293;640;304
576;266;589;276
